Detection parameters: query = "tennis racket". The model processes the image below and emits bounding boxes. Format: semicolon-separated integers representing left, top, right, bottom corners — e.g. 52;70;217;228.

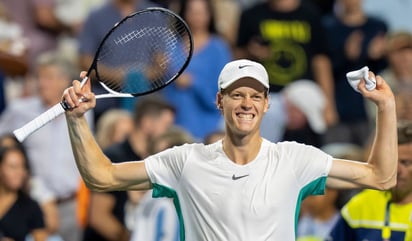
13;7;193;142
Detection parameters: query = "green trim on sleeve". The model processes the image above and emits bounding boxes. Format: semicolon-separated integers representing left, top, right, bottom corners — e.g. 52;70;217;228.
294;176;328;238
152;183;185;241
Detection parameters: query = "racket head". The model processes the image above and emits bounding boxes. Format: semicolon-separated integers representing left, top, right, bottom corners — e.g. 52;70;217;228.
87;7;193;96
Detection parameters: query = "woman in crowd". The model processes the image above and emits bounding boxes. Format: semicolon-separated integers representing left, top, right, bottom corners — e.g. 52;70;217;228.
0;145;47;241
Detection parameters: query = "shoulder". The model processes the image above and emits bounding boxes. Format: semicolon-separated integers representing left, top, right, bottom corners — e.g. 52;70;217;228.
366;16;388;27
17;193;43;212
346;189;388;207
342;190;389;224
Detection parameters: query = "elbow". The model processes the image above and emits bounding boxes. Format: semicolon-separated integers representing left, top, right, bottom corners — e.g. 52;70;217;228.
81;164;117;192
82;173;116;192
84;180;114;192
373;174;397;191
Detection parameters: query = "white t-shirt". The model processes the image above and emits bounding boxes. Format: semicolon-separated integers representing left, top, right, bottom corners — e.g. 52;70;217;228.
144;139;332;241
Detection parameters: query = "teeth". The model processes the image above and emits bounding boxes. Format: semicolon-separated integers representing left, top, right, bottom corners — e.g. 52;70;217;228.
238;114;253;120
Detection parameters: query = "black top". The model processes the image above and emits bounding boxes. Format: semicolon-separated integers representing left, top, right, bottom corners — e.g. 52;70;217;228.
237;1;327;92
0;192;45;241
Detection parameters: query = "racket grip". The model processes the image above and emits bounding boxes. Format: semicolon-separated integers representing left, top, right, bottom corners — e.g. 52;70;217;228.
13;102;67;142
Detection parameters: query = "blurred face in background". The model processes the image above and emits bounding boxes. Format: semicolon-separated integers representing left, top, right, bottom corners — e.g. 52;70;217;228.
394;143;412;201
389;47;412;80
184;0;211;31
386;34;412;81
142;109;175;139
337;0;362;12
284;99;307;130
0;148;28;192
37;64;70;107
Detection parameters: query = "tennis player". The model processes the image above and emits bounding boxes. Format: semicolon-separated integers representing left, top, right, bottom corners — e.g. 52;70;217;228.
63;59;397;241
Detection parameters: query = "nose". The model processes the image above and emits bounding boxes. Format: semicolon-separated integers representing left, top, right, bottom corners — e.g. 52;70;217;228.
241;96;253;109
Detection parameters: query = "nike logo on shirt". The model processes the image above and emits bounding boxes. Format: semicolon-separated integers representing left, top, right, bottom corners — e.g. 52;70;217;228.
232;174;249;180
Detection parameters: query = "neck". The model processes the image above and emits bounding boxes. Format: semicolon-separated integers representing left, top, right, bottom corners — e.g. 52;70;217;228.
222;133;262;165
193;31;210;51
0;188;17;202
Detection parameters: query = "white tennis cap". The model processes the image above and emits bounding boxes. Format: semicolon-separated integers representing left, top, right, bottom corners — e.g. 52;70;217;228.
282;80;326;134
218;59;269;90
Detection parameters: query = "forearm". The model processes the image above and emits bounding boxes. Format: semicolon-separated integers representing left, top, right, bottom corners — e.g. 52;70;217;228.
367;99;397;188
66;114;114;191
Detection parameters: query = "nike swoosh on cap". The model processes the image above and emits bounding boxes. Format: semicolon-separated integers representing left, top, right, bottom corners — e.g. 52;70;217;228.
238;65;252;69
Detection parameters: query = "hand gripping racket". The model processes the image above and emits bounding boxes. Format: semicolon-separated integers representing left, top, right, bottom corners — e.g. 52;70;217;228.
13;7;193;142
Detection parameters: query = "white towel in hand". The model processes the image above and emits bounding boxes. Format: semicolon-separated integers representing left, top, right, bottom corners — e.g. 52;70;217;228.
346;66;376;92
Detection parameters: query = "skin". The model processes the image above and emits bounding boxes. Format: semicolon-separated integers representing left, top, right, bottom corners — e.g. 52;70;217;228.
0;149;48;241
63;69;397;194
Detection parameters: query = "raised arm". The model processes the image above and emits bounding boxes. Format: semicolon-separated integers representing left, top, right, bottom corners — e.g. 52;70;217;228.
63;72;151;192
327;72;397;190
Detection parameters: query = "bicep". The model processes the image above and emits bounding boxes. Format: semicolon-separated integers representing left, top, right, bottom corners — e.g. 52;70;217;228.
111;161;152;190
328;158;375;189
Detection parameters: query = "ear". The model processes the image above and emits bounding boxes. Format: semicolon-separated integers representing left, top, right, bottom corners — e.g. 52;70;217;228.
216;92;223;110
264;95;270;113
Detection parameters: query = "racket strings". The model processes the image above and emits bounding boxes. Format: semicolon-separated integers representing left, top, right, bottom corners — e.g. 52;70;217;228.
94;10;192;95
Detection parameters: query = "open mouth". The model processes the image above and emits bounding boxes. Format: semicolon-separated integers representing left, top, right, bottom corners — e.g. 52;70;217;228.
237;113;254;120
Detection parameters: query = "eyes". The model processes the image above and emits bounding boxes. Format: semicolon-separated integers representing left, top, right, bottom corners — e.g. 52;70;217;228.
399;159;412;167
229;92;265;101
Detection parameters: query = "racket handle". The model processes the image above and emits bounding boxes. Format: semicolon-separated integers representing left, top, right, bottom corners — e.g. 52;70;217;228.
13;102;67;142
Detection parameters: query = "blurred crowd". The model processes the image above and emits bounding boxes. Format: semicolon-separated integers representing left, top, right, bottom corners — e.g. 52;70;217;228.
0;0;412;240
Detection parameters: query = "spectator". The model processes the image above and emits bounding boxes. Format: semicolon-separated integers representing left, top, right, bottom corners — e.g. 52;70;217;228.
2;0;78;72
297;188;340;241
0;51;93;241
367;31;412;122
0;133;63;241
162;0;232;141
260;79;327;146
328;120;412;241
82;96;175;241
235;0;337;144
96;109;134;150
210;0;241;46
0;146;47;241
322;0;388;147
128;125;194;241
77;0;159;124
0;2;29;114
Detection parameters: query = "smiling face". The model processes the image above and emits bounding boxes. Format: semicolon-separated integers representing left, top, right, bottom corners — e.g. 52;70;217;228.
217;78;269;137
